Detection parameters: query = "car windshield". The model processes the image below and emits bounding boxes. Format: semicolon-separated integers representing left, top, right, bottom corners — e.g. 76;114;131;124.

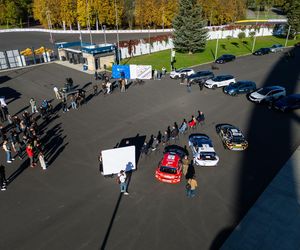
232;136;245;143
257;88;272;95
200;152;216;160
212;76;223;81
159;166;177;174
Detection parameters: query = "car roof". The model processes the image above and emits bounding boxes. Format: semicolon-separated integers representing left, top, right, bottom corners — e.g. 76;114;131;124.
235;80;255;85
161;152;181;168
215;75;234;78
189;133;212;147
221;54;234;57
259;86;285;91
271;44;282;47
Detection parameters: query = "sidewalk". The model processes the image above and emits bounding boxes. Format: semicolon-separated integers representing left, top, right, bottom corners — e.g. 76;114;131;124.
54;60;95;75
222;146;300;250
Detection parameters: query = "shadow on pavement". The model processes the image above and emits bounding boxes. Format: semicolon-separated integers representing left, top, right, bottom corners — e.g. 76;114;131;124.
211;47;300;249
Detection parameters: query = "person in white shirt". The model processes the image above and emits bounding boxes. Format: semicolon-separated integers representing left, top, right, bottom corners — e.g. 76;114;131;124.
118;170;129;195
53;87;61;99
106;81;112;94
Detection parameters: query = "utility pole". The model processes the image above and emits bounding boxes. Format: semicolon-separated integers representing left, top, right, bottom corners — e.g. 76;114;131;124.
148;26;151;54
284;25;291;47
86;0;93;44
215;35;219;60
114;0;120;64
46;10;53;44
251;7;260;53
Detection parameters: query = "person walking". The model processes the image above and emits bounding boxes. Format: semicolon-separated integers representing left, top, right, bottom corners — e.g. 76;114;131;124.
182;155;189;177
117;170;129;195
186;175;198;198
0;165;7;191
29;98;38;114
38;152;47;170
26;144;36;168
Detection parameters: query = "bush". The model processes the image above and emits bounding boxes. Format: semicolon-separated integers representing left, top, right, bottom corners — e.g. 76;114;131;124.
238;32;246;40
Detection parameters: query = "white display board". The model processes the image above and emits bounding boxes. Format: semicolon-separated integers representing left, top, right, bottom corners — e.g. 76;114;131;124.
101;146;136;175
130;65;152;79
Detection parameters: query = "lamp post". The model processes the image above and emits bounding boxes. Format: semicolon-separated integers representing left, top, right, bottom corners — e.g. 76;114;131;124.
214;35;219;60
103;25;107;45
86;0;93;44
148;25;151;54
251;6;260;53
114;0;120;64
284;25;291;47
46;10;53;44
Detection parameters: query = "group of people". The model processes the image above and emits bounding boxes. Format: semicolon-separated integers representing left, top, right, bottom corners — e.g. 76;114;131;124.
140;110;205;155
153;67;167;80
0;97;51;191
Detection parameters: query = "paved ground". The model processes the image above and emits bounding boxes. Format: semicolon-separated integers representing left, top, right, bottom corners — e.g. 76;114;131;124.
0;47;299;250
0;32;170;51
222;146;300;250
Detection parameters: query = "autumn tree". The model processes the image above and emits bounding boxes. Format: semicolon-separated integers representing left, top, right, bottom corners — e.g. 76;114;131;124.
160;0;178;28
173;0;208;53
59;0;77;29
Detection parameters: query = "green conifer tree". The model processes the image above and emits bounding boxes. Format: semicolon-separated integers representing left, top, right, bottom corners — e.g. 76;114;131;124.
286;0;300;37
172;0;208;53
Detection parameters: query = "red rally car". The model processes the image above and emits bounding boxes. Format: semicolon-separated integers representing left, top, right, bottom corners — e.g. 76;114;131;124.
155;145;185;184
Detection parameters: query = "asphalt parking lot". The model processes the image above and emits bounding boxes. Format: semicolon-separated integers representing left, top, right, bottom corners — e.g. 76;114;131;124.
0;48;299;250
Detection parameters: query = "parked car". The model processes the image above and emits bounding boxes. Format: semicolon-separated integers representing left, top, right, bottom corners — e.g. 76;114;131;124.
273;94;300;112
216;124;248;151
295;42;300;47
155;145;185;184
248;86;286;104
270;44;284;53
223;81;256;96
215;54;236;64
170;69;195;79
188;134;219;167
205;75;236;89
188;71;214;84
253;48;271;55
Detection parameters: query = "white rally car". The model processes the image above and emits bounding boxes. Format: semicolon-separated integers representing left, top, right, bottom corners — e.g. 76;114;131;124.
188;134;219;167
170;68;195;79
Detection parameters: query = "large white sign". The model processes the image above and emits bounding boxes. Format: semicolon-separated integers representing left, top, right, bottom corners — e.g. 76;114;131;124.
129;64;152;79
101;146;136;175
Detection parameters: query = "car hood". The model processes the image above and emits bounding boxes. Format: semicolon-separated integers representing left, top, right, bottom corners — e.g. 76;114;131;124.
250;92;264;99
205;79;215;84
224;85;236;91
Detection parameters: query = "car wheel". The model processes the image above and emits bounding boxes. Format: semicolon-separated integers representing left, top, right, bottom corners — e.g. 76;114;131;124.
231;92;237;96
212;85;217;90
174;75;179;79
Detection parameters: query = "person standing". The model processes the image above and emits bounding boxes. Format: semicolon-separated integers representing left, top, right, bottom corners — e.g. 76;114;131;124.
187;78;192;93
53;86;61;99
1;105;9;121
62;97;69;113
162;67;166;77
0;108;4;122
93;83;98;95
186;175;198;198
198;80;204;91
26;144;36;168
121;79;126;92
38;152;47;170
118;170;129;195
0;165;7;191
3;140;14;163
29;98;38;114
70;94;77;110
182;155;189;177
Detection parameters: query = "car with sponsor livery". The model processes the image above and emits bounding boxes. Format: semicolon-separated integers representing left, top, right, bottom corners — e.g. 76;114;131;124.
216;124;248;151
188;134;219;167
155;145;185;184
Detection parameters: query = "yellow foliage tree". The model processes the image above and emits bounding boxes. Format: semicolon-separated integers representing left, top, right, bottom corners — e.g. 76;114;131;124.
60;0;77;28
160;0;178;28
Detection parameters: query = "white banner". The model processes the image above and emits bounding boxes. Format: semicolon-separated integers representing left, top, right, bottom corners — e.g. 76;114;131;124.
129;64;152;79
101;146;136;175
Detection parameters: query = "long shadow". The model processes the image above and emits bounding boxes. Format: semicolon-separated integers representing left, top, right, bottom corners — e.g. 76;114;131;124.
0;87;22;104
99;135;146;249
211;47;300;249
6;158;30;185
0;75;11;85
13;105;30;116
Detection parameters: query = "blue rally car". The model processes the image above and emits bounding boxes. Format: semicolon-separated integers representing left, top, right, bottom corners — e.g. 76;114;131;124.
223;81;256;96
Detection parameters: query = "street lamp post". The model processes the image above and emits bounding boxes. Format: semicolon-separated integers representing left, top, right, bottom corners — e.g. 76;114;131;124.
86;0;93;44
103;25;107;45
284;25;291;47
148;26;151;54
214;35;219;60
251;6;260;53
114;0;121;64
46;10;53;44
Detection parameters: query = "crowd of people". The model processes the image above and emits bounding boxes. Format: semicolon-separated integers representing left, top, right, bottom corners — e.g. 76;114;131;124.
0;97;52;190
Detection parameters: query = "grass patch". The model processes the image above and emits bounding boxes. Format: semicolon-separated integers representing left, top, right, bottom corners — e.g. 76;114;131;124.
121;36;300;71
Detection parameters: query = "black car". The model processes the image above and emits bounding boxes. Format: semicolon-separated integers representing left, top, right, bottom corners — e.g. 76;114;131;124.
223;81;256;96
215;54;236;64
273;94;300;112
188;71;214;84
253;48;271;55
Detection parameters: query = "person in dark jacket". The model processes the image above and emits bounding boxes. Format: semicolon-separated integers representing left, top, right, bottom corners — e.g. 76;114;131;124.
0;164;7;191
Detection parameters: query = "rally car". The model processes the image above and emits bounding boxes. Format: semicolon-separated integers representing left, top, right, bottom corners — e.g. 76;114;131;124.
216;124;248;151
188;134;219;167
155;145;185;184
